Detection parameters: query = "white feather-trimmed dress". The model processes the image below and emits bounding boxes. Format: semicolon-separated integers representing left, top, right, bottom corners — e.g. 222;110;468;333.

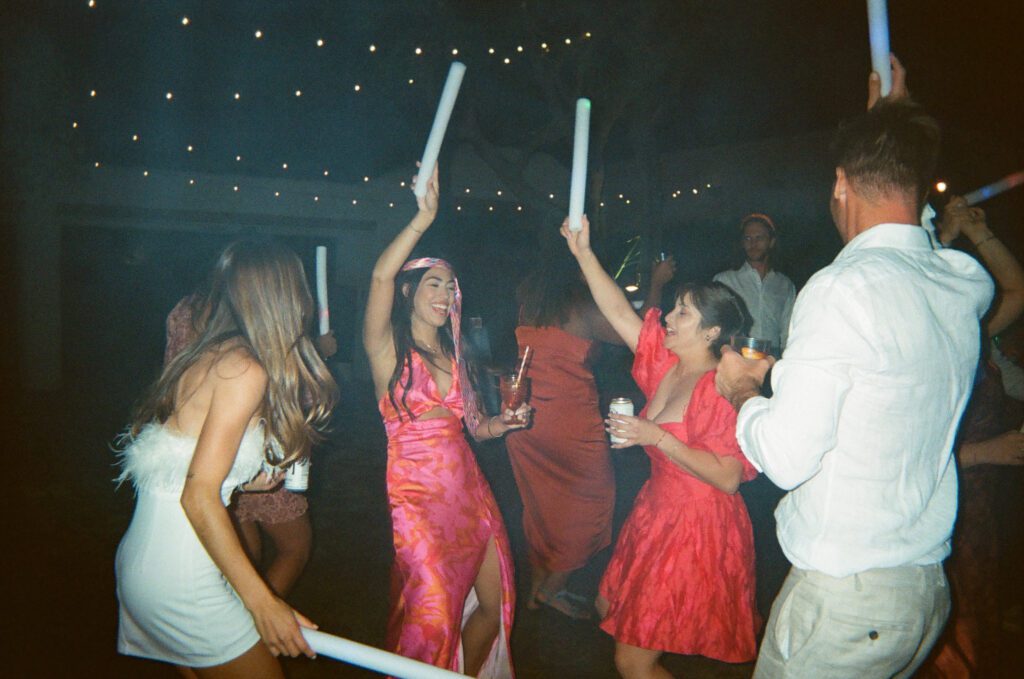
114;423;264;667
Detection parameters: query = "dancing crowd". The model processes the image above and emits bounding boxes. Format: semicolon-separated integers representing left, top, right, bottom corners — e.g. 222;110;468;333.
111;55;1023;679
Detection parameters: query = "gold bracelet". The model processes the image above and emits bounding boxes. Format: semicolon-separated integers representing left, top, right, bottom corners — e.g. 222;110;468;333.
974;234;997;248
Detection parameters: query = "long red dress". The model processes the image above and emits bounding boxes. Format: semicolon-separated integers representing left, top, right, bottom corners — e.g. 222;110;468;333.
505;326;614;573
380;351;515;677
598;309;760;662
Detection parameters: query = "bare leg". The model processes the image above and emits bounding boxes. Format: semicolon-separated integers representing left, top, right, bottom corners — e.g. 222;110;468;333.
259;513;312;597
190;641;284;679
614;642;671;679
463;538;503;677
235;518;262;565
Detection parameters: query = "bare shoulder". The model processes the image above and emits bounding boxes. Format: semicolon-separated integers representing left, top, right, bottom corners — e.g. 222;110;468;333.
211;345;268;393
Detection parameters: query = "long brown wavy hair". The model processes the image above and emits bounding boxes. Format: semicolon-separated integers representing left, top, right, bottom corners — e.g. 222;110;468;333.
132;240;338;466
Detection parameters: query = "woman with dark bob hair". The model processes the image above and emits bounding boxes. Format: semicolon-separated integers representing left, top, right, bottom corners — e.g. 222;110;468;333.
115;240;337;677
363;166;528;677
563;216;760;678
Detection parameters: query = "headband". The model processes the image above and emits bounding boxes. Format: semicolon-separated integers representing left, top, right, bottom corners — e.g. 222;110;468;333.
740;213;777;236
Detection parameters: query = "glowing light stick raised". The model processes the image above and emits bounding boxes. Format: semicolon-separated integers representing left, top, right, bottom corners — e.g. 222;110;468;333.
301;629;464;678
568;98;592;232
414;62;467;198
867;0;892;96
964;171;1024;206
315;246;329;335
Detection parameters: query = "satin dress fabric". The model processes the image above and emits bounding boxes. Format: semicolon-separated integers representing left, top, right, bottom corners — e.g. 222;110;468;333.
505;326;614;572
598;309;761;662
379;351;515;677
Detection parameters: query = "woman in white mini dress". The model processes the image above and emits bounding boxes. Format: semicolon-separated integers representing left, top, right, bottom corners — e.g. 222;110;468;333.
115;240;337;677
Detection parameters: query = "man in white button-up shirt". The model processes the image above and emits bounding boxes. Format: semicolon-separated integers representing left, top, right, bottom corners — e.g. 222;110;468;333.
714;214;796;353
716;59;994;678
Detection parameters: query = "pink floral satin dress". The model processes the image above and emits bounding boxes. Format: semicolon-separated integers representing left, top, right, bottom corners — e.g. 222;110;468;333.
379;351;515;677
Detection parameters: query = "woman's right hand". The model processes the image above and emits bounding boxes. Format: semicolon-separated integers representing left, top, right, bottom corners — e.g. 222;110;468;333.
560;214;592;259
250;596;318;658
412;163;440;220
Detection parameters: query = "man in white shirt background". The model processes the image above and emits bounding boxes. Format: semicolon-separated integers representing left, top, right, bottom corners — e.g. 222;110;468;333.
716;57;994;678
714;213;796;355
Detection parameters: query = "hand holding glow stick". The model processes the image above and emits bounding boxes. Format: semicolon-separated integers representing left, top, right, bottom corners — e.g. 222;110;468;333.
964;171;1024;206
315;246;330;335
414;62;467;198
867;0;892;96
568;98;592;232
301;629;463;678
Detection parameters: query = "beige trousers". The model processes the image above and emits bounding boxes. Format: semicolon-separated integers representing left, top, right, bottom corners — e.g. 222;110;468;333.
754;563;950;679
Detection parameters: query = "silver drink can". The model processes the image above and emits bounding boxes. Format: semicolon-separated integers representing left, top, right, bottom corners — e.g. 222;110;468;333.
609;397;634;445
284;458;310;492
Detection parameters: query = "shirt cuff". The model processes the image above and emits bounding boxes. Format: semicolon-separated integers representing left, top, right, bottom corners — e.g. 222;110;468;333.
736;395;770;473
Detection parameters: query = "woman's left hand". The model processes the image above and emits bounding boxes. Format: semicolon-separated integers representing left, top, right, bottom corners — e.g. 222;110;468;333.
499;405;532;431
606;414;665;449
241;470;284;493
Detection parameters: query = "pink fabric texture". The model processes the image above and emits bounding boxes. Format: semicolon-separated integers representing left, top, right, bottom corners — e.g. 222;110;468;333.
598;308;760;662
379;351;515;677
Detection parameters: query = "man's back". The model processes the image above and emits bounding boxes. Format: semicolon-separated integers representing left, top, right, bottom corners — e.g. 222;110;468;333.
737;223;993;576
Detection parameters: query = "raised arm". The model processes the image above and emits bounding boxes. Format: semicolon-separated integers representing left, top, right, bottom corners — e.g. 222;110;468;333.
939;196;1024;336
180;351;316;658
561;215;643;351
362;166;439;396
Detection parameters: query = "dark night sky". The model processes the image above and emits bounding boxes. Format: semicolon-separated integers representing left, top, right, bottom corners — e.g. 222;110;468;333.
22;0;1023;195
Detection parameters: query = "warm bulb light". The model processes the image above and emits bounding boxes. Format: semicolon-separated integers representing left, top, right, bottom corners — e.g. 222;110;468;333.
691;188;698;194
282;163;288;169
488;206;494;211
254;30;263;39
549;193;554;199
369;44;376;52
233;92;240;100
143;170;149;177
935;181;948;193
414;47;422;55
516;206;523;211
496;190;503;196
624;284;640;292
585;31;592;38
541;42;548;49
408;79;414;84
181;16;190;26
294;89;302;97
351;199;357;205
354;84;361;91
323;170;329;176
314;196;319;202
488;47;495;54
187;144;193;152
363;176;369;182
94;161;100;168
188;179;195;185
465;188;471;193
389;202;395;208
565;38;572;45
90;89;96;97
316;38;324;47
88;0;95;7
131;134;139;141
452;48;459;55
503;57;510;64
275;191;281;197
72;121;78;128
233;185;239;192
517;46;523;52
165;92;173;100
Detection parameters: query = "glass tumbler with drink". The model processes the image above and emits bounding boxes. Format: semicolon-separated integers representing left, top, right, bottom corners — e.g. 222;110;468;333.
730;335;773;360
499;374;530;425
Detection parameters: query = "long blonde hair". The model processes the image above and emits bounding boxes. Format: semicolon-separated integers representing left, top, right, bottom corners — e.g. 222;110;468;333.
132;240;338;466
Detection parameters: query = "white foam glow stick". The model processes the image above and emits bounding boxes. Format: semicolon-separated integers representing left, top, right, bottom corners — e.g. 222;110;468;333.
315;246;329;335
414;62;467;198
964;171;1024;206
867;0;892;96
302;629;464;678
568;98;592;232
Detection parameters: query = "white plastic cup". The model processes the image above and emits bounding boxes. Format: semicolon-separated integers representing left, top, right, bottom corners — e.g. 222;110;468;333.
284;458;310;492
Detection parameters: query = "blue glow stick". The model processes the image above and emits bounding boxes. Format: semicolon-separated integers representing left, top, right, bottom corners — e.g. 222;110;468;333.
568;98;591;232
302;629;464;678
867;0;891;96
414;62;467;198
964;171;1024;206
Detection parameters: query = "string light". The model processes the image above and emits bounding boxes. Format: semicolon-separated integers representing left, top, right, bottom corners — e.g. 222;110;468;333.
131;134;139;142
282;163;288;170
369;44;376;52
236;155;242;161
541;42;548;50
188;178;195;185
143;170;149;177
254;30;263;39
89;89;96;97
488;206;494;211
389;202;395;208
564;38;572;45
503;57;510;64
585;31;592;38
181;16;190;26
165;91;173;100
233;185;239;192
88;0;95;7
314;196;319;202
316;38;324;47
351;199;357;205
549;193;554;199
488;47;495;54
186;144;193;152
354;84;361;92
72;121;78;128
464;188;471;193
691;188;698;194
275;191;280;197
94;161;100;168
451;48;459;56
706;183;712;188
408;79;414;85
496;190;503;196
294;89;302;97
935;181;948;193
363;176;369;182
323;170;329;176
517;46;524;52
233;92;240;100
517;205;523;211
414;47;422;55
